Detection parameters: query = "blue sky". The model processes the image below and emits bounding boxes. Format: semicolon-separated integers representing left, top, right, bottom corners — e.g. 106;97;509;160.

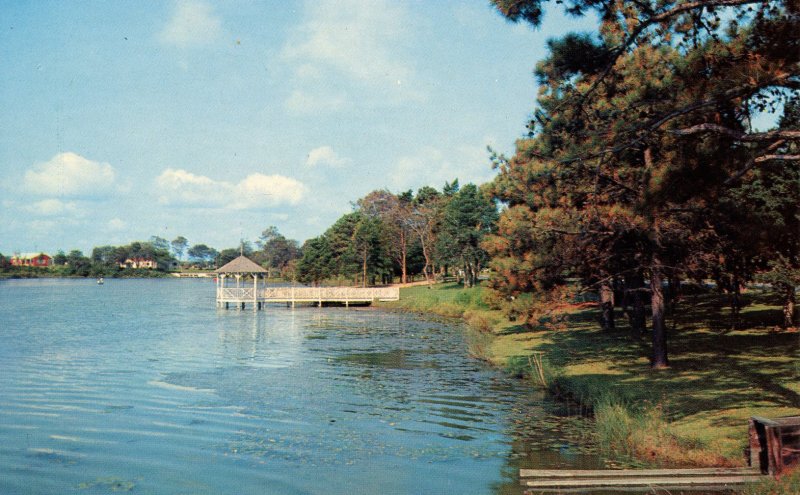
1;1;597;255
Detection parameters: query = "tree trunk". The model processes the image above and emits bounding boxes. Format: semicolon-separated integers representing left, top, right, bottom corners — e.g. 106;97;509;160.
783;285;796;329
362;249;368;288
400;230;408;284
626;271;647;335
729;278;742;330
599;280;615;332
650;266;669;369
418;232;433;284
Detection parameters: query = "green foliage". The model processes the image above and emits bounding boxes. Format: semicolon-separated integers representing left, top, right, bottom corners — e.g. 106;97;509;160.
297;183;486;286
149;235;169;251
52;250;67;265
296;236;333;285
218;248;240;266
307;211;392;285
487;0;800;367
254;226;300;278
0;244;178;279
170;236;188;260
535;32;611;85
187;243;219;268
358;189;417;283
743;467;800;495
65;250;92;276
437;183;498;287
379;282;491;320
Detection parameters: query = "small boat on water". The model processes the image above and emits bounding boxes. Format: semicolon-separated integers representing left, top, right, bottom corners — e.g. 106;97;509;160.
97;277;104;285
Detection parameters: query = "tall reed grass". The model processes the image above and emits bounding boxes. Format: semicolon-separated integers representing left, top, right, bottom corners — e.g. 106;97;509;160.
743;466;800;495
593;396;735;467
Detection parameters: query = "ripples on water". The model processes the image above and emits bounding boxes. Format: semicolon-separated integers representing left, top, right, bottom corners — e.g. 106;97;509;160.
0;279;602;494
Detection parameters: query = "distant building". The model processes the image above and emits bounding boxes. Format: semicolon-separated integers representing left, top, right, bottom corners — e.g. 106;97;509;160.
10;253;52;267
120;258;158;269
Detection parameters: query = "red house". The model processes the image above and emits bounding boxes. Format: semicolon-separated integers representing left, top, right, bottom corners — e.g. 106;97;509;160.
10;252;52;267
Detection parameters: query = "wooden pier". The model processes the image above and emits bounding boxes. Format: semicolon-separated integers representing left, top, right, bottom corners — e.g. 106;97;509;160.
212;254;400;310
521;415;800;493
749;415;800;475
216;286;400;309
519;466;764;492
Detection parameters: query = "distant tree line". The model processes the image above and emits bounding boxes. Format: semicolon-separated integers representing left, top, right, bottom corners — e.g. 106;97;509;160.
294;180;499;287
0;236;190;278
286;0;799;372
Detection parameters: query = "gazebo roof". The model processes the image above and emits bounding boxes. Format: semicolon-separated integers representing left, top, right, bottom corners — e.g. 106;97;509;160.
215;255;268;274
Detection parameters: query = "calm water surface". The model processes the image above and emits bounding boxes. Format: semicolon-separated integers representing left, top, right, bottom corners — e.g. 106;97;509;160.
0;278;603;494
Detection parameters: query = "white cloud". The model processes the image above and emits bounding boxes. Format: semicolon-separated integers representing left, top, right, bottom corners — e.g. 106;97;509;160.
154;168;217;205
285;89;346;115
27;219;57;235
23;152;116;199
155;168;307;209
306;146;350;168
236;173;306;207
159;0;222;47
281;0;423;107
107;218;127;231
24;199;81;217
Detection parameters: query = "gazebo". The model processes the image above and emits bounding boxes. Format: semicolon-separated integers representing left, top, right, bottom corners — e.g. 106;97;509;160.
215;255;269;309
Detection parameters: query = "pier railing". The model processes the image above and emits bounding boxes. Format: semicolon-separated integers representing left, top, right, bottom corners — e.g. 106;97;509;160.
260;286;399;302
216;286;400;305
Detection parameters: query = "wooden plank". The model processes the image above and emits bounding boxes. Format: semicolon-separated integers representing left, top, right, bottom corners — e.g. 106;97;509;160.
752;415;781;427
771;416;800;426
525;486;753;494
520;467;760;478
767;425;784;475
522;475;764;488
749;417;763;469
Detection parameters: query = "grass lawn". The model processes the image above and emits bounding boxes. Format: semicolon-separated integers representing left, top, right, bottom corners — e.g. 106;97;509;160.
379;283;799;467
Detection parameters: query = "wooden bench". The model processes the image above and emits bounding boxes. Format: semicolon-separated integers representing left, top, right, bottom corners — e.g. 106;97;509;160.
749;415;800;475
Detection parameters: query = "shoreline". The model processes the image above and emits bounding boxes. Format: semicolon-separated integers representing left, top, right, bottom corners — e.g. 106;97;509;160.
376;282;800;473
4;275;796;485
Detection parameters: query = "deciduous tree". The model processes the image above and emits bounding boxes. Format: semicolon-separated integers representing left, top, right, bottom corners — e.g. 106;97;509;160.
171;236;188;260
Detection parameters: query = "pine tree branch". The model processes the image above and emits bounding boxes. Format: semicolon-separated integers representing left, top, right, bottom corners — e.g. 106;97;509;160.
672;124;800;141
554;74;796;164
724;140;788;185
647;1;758;24
754;154;800;163
558;0;764;112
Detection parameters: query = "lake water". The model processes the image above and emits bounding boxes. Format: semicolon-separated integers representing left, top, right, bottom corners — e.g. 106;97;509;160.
0;278;603;494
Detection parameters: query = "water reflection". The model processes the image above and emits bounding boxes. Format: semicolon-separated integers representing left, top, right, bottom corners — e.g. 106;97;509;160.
1;279;616;495
216;307;304;368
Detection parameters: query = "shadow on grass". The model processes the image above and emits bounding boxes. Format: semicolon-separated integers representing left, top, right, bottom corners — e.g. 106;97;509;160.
496;324;537;336
525;292;799;423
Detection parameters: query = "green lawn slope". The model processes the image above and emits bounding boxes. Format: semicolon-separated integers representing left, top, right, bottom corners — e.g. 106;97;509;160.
379;282;799;468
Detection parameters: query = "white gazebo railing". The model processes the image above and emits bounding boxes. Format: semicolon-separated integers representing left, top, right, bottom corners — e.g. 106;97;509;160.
219;287;255;300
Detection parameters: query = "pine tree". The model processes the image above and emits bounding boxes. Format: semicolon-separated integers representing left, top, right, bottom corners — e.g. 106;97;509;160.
490;0;799;367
